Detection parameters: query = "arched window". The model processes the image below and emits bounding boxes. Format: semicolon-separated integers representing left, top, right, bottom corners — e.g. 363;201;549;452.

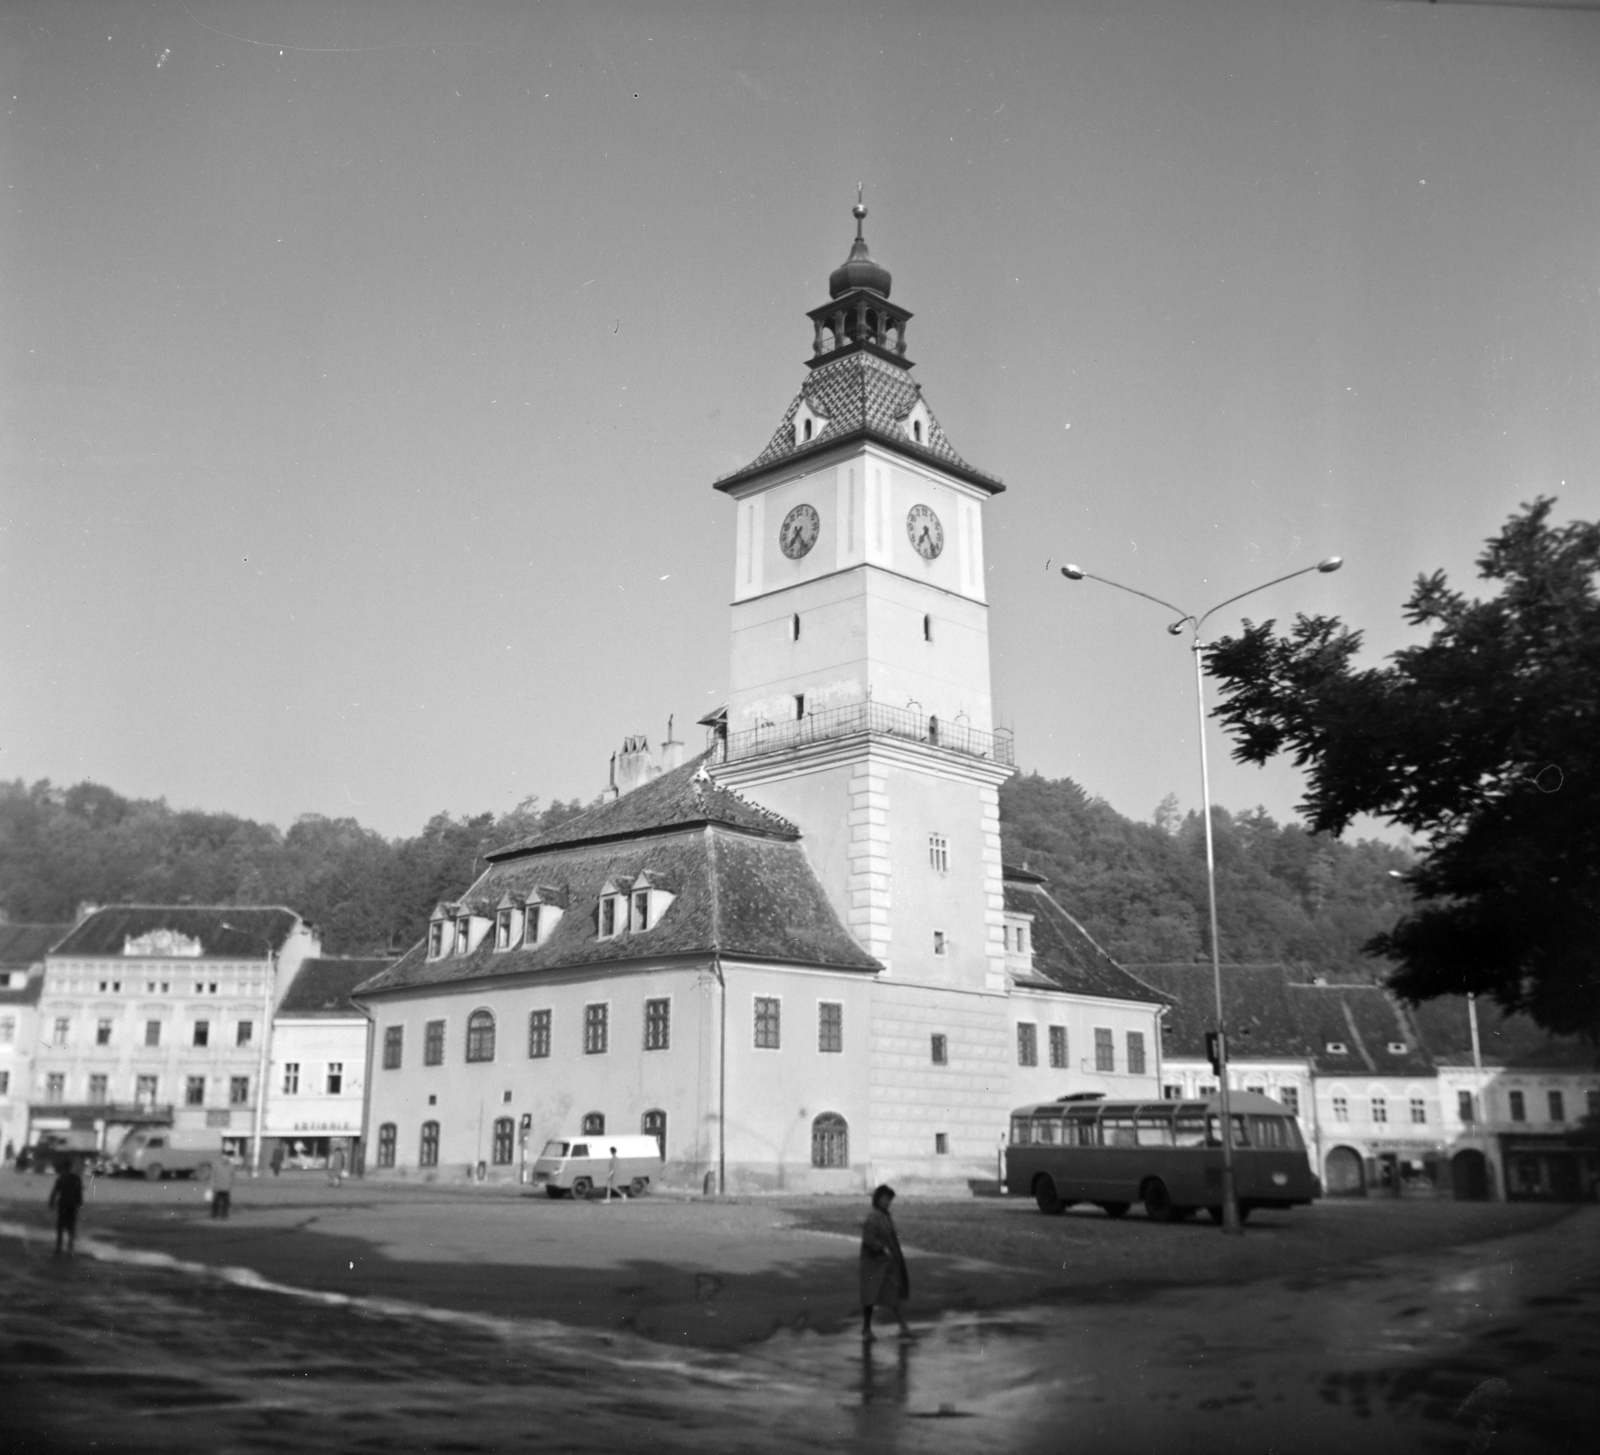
803;417;813;442
811;1112;849;1169
376;1123;396;1168
492;1117;514;1165
582;1111;605;1136
419;1121;440;1167
928;714;940;746
912;419;923;443
465;1009;496;1063
642;1109;666;1157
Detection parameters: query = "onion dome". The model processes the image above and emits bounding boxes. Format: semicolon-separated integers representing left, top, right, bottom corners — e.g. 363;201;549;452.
828;198;892;299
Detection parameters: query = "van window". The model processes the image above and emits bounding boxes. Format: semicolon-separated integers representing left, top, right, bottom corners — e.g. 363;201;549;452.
148;1137;166;1149
540;1141;568;1159
571;1143;589;1158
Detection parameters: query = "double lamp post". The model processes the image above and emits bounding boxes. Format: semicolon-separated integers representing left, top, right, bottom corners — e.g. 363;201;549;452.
1059;554;1341;1234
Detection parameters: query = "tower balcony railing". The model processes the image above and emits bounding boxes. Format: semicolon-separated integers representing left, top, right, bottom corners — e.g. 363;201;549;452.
720;699;1014;767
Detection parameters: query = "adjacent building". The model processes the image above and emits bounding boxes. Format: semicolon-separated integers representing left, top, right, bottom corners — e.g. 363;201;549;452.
1;924;68;1156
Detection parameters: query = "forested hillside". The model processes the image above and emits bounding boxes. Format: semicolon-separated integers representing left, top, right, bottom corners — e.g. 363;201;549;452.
999;774;1415;979
0;773;1413;974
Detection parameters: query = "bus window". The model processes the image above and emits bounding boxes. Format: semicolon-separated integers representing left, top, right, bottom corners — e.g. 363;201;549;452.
1249;1116;1294;1149
1101;1114;1137;1147
1135;1112;1174;1147
1173;1114;1207;1148
1010;1115;1032;1145
1206;1115;1252;1148
1066;1116;1097;1146
1032;1114;1062;1145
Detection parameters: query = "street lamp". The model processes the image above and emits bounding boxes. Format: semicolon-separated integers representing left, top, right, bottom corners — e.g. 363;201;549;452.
1060;554;1342;1234
221;922;279;1178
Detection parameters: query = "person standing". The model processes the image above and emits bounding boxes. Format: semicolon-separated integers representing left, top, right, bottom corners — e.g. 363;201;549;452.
605;1146;619;1202
327;1145;346;1187
49;1158;85;1257
269;1141;285;1177
859;1184;912;1341
209;1156;235;1219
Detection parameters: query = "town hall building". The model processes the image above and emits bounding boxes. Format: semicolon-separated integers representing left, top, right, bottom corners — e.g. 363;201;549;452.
354;206;1167;1191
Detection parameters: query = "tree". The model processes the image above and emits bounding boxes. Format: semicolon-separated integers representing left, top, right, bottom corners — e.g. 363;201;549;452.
1207;499;1600;1038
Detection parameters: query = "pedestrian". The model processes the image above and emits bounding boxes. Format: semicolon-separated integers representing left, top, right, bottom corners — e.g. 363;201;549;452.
4;1139;14;1165
208;1156;235;1219
859;1184;912;1341
269;1141;285;1177
49;1157;84;1257
327;1145;346;1187
605;1146;619;1202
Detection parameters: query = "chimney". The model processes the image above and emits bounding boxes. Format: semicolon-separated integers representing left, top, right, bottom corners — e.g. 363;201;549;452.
659;714;684;773
613;735;658;797
601;751;620;803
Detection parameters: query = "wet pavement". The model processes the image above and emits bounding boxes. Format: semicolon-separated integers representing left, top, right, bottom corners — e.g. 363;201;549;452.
1;1181;1594;1453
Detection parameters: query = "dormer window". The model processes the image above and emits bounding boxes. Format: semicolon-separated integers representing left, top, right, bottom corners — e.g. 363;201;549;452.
1387;1041;1407;1054
600;895;622;940
456;917;472;955
803;417;813;442
523;904;540;946
495;908;514;951
427;917;448;961
1326;1041;1348;1055
912;419;922;443
632;890;651;931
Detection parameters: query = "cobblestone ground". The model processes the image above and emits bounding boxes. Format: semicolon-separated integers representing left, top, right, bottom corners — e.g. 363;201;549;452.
2;1174;1594;1454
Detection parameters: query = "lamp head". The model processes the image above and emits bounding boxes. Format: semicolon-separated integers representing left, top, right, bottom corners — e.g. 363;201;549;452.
1317;555;1343;573
1167;621;1186;636
1060;565;1085;580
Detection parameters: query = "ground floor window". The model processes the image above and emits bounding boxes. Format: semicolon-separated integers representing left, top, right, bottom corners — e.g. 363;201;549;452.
376;1124;396;1168
420;1121;440;1167
811;1112;848;1168
492;1117;514;1165
642;1109;666;1156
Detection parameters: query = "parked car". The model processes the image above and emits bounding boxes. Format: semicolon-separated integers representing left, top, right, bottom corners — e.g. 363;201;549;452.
531;1134;663;1198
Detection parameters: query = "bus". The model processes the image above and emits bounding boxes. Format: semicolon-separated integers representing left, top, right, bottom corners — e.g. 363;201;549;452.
1004;1092;1320;1223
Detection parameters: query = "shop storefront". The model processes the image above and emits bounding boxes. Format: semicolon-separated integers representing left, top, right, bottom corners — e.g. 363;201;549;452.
1323;1137;1446;1197
1497;1134;1600;1202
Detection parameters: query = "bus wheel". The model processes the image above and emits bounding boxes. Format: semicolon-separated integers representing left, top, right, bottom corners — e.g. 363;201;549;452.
144;1164;164;1182
1100;1202;1129;1219
1033;1175;1065;1215
1141;1179;1176;1223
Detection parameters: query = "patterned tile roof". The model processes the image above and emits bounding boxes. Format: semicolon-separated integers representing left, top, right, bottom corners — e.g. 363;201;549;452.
278;958;392;1017
355;823;881;998
1005;874;1168;1006
1285;981;1435;1076
50;906;305;959
487;755;798;859
715;350;1004;495
1404;995;1599;1071
1129;963;1311;1060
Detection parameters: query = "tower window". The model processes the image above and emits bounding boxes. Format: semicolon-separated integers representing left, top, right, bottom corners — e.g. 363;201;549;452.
923;614;932;642
933;930;947;956
913;420;923;443
794;693;805;719
931;1033;948;1065
792;613;800;641
803;418;813;441
928;835;948;872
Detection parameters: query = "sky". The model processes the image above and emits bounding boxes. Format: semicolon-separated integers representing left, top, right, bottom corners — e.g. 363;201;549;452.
3;0;1598;842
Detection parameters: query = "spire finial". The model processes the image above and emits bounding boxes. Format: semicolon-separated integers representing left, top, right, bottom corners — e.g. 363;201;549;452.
853;184;867;239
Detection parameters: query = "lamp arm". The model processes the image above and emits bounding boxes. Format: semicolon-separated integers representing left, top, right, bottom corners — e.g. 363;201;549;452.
1065;569;1189;622
1194;561;1327;633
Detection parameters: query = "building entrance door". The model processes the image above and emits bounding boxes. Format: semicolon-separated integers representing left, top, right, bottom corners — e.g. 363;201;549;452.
1325;1145;1365;1196
1451;1149;1491;1201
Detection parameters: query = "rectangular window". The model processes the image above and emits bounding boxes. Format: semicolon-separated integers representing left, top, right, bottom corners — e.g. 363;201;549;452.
584;1003;609;1055
1126;1031;1147;1076
54;1016;70;1045
283;1062;300;1095
495;908;512;950
2;1069;13;1094
429;922;444;958
136;1074;158;1105
1094;1027;1114;1073
0;1016;13;1043
96;1018;113;1046
932;930;947;956
1410;1097;1427;1124
145;1020;161;1048
644;998;670;1051
455;918;471;955
754;997;781;1049
377;1123;396;1168
1280;1085;1300;1118
1371;1096;1388;1123
229;1076;250;1106
931;1033;948;1065
633;891;650;931
1548;1090;1565;1122
1048;1025;1067;1069
1588;1089;1600;1121
1458;1089;1475;1124
1016;1022;1038;1067
383;1026;403;1070
327;1063;344;1095
237;1020;253;1047
88;1074;108;1104
419;1121;439;1167
528;1009;552;1058
523;905;541;946
186;1076;206;1107
1332;1094;1349;1122
818;1002;842;1054
424;1020;445;1066
1509;1090;1526;1122
193;1020;209;1048
928;835;948;872
934;1132;948;1155
46;1072;65;1102
601;898;618;938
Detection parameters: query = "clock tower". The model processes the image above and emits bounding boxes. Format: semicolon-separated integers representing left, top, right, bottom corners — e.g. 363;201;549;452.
712;203;1013;993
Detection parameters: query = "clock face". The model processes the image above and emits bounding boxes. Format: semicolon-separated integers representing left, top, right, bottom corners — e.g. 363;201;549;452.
779;503;820;560
906;504;945;560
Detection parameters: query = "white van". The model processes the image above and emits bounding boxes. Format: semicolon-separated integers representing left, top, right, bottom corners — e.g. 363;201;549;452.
113;1127;225;1181
531;1134;662;1198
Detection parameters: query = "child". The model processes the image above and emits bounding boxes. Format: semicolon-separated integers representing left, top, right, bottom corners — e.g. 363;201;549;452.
49;1158;85;1257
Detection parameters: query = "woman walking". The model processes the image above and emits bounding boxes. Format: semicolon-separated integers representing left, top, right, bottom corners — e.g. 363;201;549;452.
859;1184;912;1341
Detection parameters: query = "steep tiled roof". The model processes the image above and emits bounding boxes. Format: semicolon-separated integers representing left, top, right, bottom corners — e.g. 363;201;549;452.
50;906;304;959
487;756;797;860
1004;874;1168;1006
278;958;390;1017
1286;981;1434;1076
1131;963;1310;1060
1405;996;1599;1071
355;823;880;998
715;350;1004;495
0;924;70;967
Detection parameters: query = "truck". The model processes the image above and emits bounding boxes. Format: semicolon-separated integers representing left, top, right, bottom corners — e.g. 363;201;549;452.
530;1134;663;1198
112;1127;226;1181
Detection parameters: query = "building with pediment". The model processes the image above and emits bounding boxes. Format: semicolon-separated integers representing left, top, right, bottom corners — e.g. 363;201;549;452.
354;207;1167;1191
